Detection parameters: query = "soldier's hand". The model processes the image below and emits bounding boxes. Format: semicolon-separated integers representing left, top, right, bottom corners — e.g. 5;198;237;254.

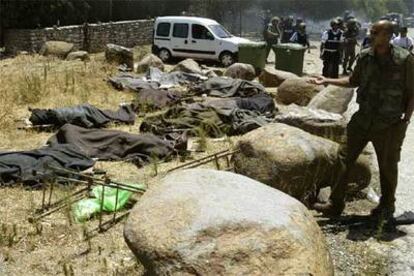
307;76;326;85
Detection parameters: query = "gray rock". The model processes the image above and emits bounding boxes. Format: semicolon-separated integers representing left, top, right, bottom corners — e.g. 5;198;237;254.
105;44;134;69
233;123;371;206
277;78;323;106
136;53;164;73
39;41;74;58
275;104;347;143
171;59;203;75
124;169;334;276
259;67;299;87
308;85;354;114
224;62;256;81
66;50;90;61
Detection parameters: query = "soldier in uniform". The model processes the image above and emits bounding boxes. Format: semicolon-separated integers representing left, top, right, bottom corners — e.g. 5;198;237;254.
321;19;344;78
290;22;311;51
342;17;361;75
264;17;281;63
280;16;295;43
308;20;414;222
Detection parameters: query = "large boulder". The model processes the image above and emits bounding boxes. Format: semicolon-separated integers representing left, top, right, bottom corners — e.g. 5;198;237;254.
275;104;347;143
233;123;371;206
224;62;256;81
171;58;203;75
105;44;134;69
259;67;299;87
136;53;164;73
308;85;354;114
277;78;323;106
124;169;334;276
66;50;89;61
39;41;74;58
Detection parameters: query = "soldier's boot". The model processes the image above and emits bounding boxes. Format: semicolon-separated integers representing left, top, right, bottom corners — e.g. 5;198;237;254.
370;203;395;222
312;200;345;217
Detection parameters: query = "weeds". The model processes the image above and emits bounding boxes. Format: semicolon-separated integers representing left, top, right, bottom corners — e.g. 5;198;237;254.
0;223;18;247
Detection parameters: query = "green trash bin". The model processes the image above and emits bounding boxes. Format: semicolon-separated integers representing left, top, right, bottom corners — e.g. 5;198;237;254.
273;43;306;75
238;42;267;71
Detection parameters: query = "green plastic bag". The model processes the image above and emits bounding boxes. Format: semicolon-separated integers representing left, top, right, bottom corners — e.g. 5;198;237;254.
72;182;146;222
92;185;132;212
72;198;101;222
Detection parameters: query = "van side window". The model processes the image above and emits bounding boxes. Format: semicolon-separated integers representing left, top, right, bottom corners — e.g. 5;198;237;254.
192;24;213;40
156;23;171;37
173;23;189;38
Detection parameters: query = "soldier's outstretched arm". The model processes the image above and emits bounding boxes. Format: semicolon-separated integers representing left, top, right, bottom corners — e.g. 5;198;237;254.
307;76;352;87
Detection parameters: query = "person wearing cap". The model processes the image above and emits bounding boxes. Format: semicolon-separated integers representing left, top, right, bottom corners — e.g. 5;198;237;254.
281;16;295;43
308;20;414;223
320;19;344;78
264;16;281;62
290;22;311;52
392;27;413;52
342;17;361;75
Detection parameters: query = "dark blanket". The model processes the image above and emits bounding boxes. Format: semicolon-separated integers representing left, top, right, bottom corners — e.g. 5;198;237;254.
0;144;95;185
47;124;182;166
203;94;276;114
133;88;182;112
146;67;206;88
29;104;136;128
192;77;267;98
109;73;159;91
140;102;273;138
108;68;206;92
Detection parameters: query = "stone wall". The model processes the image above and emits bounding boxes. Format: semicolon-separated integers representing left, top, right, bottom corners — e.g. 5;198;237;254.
4;19;154;55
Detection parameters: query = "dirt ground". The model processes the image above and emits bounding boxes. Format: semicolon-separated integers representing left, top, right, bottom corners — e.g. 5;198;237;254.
0;41;399;275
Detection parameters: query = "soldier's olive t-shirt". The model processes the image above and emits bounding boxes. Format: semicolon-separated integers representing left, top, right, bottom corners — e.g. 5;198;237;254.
349;48;414;131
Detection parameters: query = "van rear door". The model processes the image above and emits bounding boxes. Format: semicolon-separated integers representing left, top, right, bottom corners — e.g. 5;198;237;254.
171;23;192;58
154;21;172;53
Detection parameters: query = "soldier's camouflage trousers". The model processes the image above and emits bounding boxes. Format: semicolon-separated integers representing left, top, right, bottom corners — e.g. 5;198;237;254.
330;118;409;213
343;44;356;71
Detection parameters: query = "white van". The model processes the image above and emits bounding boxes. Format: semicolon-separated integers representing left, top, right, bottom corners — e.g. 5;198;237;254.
152;16;252;66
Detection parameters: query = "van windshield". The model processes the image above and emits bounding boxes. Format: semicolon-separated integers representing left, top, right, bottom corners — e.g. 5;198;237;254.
209;24;232;38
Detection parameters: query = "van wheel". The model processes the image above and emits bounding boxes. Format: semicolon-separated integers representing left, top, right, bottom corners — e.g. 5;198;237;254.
158;48;171;62
219;51;236;67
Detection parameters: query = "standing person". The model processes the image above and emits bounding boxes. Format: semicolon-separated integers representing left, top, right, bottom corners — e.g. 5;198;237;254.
342;18;361;75
290;22;311;52
261;9;272;40
392;27;413;52
320;19;344;78
308;20;414;222
264;17;281;63
281;16;295;43
294;17;304;31
361;29;372;49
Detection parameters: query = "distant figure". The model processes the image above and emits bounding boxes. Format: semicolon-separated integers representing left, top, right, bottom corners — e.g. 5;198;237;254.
290;22;310;51
320;19;344;78
392;27;413;51
361;31;372;50
261;10;272;41
342;18;361;75
281;16;295;43
294;17;304;32
264;17;281;62
343;10;354;23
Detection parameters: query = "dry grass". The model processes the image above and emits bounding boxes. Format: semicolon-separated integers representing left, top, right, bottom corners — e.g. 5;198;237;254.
0;45;240;275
